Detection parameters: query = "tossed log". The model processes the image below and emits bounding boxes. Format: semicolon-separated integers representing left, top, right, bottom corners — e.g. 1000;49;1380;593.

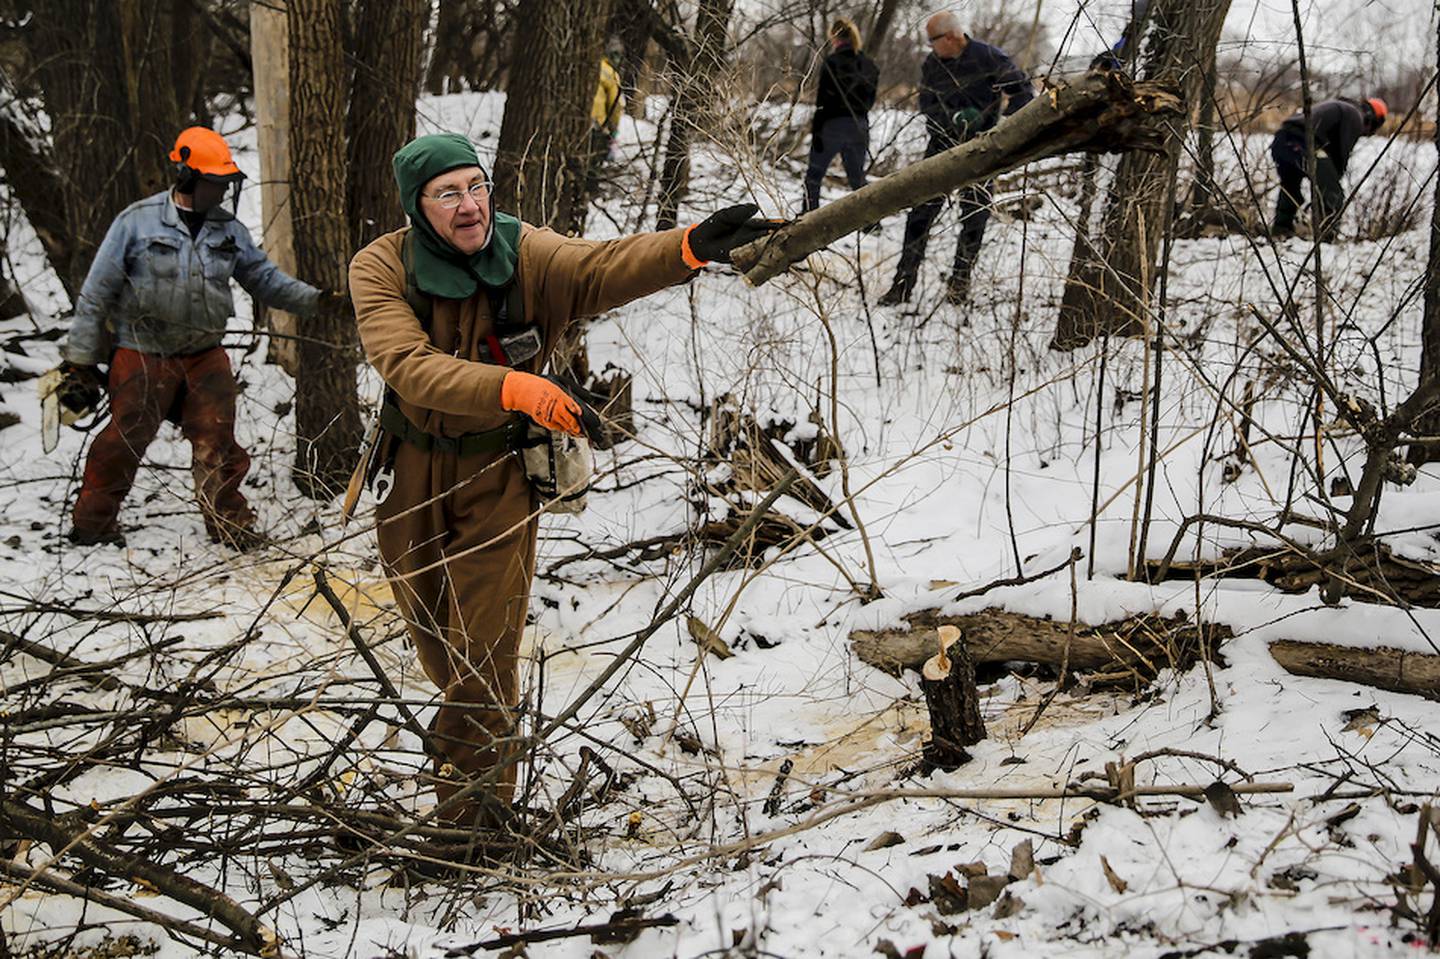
921;625;986;770
731;70;1183;286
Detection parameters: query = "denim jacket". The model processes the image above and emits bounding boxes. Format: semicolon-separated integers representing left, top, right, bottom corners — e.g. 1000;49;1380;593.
63;191;319;365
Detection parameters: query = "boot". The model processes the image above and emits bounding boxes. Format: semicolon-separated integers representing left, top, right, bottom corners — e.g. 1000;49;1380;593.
877;277;913;306
67;526;125;548
944;265;972;305
209;522;269;552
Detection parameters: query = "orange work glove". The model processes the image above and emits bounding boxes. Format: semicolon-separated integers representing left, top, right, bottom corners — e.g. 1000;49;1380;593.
501;370;591;436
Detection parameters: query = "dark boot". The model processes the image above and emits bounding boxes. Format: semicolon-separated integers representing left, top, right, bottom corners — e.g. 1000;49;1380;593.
944;267;971;305
878;275;913;306
67;526;126;548
208;521;268;552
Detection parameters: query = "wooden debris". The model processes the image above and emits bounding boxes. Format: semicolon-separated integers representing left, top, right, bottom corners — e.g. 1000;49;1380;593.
920;625;986;770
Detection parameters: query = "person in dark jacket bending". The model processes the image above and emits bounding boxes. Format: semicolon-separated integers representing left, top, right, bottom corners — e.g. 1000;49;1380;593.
803;17;880;214
1271;97;1387;241
879;11;1033;307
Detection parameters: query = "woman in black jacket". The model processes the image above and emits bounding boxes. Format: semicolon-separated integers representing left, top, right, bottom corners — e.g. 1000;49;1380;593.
803;18;880;213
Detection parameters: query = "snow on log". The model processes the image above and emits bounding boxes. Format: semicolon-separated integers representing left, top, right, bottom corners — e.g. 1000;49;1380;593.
731;70;1184;287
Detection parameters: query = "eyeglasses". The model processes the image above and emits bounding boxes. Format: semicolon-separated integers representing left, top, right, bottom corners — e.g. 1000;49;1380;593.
927;32;948;43
426;182;489;209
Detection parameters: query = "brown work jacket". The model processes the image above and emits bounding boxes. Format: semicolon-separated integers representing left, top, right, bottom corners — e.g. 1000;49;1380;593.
346;223;694;820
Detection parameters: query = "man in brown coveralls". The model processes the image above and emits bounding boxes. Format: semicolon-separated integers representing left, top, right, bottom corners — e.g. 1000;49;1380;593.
349;133;776;830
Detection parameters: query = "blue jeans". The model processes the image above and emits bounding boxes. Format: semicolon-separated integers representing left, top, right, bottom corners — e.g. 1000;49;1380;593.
803;118;869;212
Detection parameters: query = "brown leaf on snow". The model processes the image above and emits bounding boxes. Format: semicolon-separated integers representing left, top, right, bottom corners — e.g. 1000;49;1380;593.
864;830;905;851
1340;706;1381;737
1008;839;1034;881
967;874;1010;910
1204;780;1243;818
928;872;969;914
1100;855;1128;894
687;615;735;660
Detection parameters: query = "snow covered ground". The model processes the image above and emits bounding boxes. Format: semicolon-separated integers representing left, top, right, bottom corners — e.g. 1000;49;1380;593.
4;82;1440;959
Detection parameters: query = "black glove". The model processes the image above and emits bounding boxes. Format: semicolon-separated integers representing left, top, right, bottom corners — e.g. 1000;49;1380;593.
58;363;104;414
687;204;785;264
318;289;351;313
545;375;604;442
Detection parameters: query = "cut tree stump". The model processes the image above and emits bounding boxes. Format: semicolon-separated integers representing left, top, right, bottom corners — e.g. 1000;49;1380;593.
921;625;986;770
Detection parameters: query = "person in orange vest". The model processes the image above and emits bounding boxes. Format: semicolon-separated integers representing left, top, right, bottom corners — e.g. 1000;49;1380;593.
61;127;334;548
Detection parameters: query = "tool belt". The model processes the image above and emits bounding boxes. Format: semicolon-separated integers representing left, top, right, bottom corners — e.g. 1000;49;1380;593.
379;400;525;456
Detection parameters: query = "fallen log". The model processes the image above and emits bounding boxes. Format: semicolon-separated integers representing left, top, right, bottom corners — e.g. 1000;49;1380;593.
732;70;1183;286
852;608;1440;702
1268;640;1440;701
852;608;1226;681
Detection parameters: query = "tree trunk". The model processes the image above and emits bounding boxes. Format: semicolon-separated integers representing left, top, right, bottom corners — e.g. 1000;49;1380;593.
493;0;614;233
250;0;299;374
655;0;733;231
921;626;985;770
0;70;75;298
1408;16;1440;466
1051;0;1231;352
25;0;193;292
288;0;362;498
732;73;1183;286
346;0;424;252
865;0;903;53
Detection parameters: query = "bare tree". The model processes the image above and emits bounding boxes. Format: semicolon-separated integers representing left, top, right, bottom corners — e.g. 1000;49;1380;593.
288;0;362;496
1051;0;1232;351
346;0;425;251
1408;18;1440;466
492;0;615;233
656;0;734;230
18;0;197;292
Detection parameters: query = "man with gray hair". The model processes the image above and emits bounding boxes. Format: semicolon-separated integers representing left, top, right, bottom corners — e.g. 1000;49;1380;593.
878;11;1033;307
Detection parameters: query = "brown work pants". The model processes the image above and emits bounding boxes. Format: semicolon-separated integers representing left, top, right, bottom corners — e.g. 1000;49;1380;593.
73;347;254;540
376;440;537;829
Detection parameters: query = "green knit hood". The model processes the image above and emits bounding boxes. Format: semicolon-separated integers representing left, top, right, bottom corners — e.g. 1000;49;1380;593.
392;132;521;298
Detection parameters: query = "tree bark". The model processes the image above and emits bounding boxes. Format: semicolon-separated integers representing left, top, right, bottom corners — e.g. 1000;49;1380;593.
921;625;985;770
865;0;904;53
733;72;1183;286
1407;15;1440;466
493;0;615;233
1052;0;1231;352
1268;640;1440;702
0;70;74;298
250;0;299;373
24;0;194;292
288;0;362;497
655;0;733;231
346;0;424;252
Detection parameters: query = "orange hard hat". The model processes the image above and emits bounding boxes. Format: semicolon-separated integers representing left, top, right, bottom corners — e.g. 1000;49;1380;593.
1367;97;1388;124
169;127;243;179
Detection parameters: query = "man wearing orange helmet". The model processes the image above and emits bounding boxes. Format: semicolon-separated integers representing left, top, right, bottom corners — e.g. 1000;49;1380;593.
1270;96;1387;241
60;127;326;548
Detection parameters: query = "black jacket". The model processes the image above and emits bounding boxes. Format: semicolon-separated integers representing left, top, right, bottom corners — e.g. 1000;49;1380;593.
813;45;880;129
919;38;1033;146
1278;99;1366;174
